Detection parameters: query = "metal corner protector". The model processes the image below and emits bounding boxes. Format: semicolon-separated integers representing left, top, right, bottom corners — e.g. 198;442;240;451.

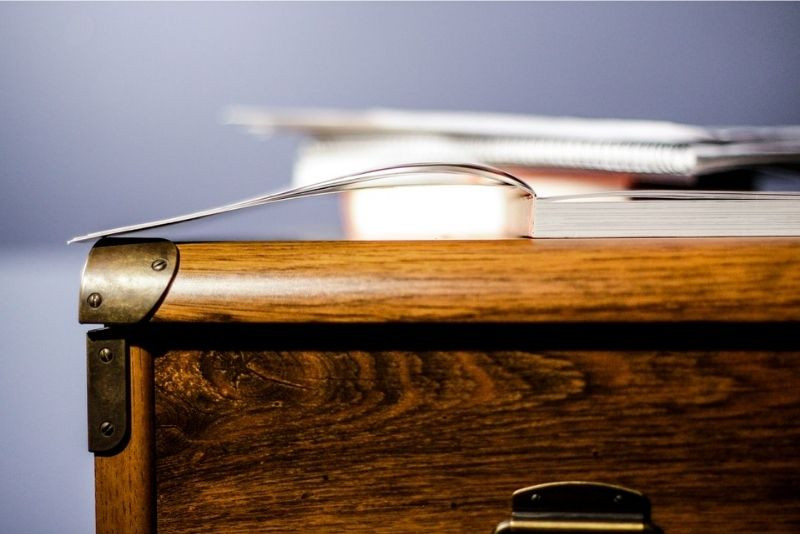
87;330;129;453
79;238;179;324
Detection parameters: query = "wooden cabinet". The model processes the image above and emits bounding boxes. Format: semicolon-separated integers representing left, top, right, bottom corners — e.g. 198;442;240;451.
81;239;800;533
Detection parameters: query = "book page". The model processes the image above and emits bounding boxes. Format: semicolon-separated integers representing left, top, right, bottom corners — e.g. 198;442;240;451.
68;163;534;243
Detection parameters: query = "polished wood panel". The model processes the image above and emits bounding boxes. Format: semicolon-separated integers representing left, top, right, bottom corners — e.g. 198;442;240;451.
88;239;800;532
154;239;800;323
154;343;800;533
95;346;155;534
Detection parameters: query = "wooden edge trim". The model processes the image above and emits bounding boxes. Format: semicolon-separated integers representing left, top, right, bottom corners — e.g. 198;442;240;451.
95;345;155;534
149;239;800;323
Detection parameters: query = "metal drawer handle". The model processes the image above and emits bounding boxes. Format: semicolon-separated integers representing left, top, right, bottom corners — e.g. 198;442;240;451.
493;482;661;533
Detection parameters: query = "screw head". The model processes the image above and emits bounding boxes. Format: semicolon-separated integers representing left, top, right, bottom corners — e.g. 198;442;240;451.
530;493;541;503
151;258;168;271
614;494;624;504
87;292;103;308
99;348;113;363
100;421;115;437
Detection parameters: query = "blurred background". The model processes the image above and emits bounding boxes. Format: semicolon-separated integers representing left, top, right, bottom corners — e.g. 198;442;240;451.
1;2;799;532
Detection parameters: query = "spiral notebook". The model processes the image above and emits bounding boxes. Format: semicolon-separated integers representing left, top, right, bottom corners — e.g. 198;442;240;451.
224;107;800;179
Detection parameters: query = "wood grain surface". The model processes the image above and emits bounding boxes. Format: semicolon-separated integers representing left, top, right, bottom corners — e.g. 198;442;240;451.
153;239;800;323
95;345;155;534
153;339;800;533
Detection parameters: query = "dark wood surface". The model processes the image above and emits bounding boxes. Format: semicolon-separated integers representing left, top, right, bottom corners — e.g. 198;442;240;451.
86;239;800;532
153;239;800;323
153;336;800;533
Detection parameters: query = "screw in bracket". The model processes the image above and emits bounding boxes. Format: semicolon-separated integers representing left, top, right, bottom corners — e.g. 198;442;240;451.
99;421;115;437
151;258;168;271
87;292;103;308
98;348;113;363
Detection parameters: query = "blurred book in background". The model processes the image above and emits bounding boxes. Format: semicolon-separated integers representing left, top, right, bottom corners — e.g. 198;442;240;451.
224;107;800;239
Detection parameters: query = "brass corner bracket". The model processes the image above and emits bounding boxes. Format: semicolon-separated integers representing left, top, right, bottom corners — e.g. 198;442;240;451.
79;238;178;324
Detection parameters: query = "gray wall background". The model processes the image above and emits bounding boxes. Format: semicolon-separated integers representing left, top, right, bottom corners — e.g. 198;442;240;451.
1;3;799;532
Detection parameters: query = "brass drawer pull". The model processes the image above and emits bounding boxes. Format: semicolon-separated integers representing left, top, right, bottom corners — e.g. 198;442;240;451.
494;482;660;533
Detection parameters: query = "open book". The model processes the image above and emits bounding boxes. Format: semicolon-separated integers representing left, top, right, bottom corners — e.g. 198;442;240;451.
69;163;800;243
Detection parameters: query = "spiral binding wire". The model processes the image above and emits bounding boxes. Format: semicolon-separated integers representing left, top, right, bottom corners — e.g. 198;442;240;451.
305;135;698;176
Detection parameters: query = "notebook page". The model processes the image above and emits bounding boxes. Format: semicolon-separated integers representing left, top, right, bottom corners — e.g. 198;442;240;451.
68;164;533;243
534;191;800;237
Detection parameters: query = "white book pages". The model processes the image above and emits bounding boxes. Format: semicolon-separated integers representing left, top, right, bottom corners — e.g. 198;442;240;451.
224;106;800;144
224;107;714;143
68;163;800;244
534;197;800;238
68;164;533;243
